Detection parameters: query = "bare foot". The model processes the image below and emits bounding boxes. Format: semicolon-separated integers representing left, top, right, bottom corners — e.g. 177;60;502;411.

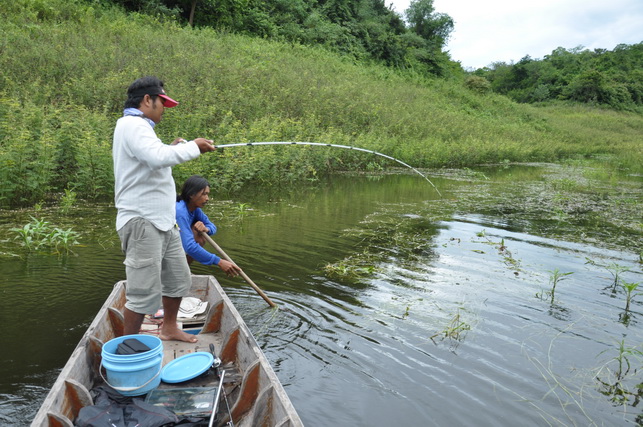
160;327;198;343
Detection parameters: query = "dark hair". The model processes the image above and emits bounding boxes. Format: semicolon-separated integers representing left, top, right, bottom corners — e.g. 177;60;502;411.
124;76;164;109
178;175;210;203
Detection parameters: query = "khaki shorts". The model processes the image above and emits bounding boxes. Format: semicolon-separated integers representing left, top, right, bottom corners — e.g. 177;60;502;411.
117;217;191;314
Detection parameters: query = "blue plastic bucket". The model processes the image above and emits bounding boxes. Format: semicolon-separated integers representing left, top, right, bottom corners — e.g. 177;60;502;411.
101;334;163;396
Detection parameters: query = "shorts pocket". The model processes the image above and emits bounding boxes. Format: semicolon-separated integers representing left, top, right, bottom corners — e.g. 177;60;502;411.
123;257;156;269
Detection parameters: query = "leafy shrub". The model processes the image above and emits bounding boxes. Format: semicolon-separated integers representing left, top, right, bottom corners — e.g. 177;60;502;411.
465;76;491;94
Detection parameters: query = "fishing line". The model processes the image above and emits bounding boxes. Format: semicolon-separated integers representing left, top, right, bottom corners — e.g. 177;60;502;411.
213;141;441;197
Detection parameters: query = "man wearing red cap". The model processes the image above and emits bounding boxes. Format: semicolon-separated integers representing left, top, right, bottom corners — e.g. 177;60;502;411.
113;76;215;343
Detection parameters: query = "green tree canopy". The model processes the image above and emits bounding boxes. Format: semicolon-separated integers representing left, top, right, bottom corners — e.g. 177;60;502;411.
474;43;643;111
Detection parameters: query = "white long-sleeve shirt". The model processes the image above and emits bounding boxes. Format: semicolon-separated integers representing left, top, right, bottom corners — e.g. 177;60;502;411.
113;115;200;231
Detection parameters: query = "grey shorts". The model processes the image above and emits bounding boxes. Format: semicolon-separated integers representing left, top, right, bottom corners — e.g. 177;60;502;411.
117;217;191;314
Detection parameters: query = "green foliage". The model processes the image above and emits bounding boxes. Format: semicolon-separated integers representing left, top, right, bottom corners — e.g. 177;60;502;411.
620;281;640;313
59;188;78;215
405;0;453;49
0;0;642;208
430;307;471;349
464;75;491;94
475;44;643;111
596;340;643;406
536;268;573;303
10;216;80;254
100;0;458;75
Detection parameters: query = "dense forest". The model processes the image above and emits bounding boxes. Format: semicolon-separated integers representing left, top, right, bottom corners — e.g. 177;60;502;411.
0;0;641;208
471;44;643;111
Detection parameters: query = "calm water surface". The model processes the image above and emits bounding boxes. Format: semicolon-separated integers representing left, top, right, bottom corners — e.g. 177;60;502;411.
0;164;641;426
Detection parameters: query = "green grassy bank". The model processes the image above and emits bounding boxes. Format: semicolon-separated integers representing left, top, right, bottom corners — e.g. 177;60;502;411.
1;0;641;207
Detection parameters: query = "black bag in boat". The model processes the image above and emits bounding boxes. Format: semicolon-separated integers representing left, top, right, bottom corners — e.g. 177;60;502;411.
75;386;207;427
116;338;151;355
74;386;178;427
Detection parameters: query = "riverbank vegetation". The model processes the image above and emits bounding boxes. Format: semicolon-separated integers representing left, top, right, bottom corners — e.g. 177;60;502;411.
1;0;642;208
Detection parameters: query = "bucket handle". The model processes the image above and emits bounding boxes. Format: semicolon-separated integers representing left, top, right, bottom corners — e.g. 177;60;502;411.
99;361;162;393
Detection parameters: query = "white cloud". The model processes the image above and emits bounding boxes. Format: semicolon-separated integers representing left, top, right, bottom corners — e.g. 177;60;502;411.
388;0;643;69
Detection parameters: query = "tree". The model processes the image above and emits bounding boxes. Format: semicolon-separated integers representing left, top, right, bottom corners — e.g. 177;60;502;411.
404;0;453;49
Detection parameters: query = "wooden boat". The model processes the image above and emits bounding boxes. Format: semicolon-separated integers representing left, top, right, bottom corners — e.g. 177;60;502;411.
31;275;303;426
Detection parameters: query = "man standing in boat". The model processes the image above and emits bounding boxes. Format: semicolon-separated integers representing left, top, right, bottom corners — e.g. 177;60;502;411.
113;76;215;343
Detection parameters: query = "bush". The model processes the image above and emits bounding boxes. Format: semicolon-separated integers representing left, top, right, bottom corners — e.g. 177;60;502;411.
464;76;491;94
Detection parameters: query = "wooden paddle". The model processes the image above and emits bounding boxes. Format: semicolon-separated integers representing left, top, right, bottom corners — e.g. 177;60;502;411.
200;232;277;308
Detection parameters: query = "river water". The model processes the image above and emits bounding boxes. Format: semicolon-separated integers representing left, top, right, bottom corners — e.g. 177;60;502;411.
1;164;641;426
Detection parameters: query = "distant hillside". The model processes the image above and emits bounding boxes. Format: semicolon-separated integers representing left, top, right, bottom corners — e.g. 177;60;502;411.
0;0;641;207
473;44;643;111
89;0;461;77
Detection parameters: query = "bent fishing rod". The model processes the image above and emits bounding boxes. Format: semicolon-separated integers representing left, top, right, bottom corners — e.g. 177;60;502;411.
211;141;441;196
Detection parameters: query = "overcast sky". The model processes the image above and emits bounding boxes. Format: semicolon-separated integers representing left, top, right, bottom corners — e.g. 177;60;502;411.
388;0;643;69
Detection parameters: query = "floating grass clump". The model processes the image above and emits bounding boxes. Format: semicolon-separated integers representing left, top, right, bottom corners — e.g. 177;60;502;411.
430;308;472;351
322;210;439;283
323;253;379;283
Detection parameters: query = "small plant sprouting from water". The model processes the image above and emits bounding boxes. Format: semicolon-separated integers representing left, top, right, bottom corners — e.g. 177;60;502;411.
232;202;252;220
59;188;77;215
620;281;640;313
586;258;632;292
537;268;573;303
10;216;80;254
11;216;50;250
596;340;643;406
604;263;632;291
403;305;411;319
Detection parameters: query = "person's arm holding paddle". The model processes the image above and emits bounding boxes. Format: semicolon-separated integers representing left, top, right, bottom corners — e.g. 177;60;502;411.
190;220;241;277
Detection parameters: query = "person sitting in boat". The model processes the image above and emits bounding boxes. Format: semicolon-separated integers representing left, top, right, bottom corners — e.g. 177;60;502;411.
176;175;242;277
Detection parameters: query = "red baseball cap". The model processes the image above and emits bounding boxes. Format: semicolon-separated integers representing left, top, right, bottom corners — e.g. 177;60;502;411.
129;86;179;108
158;93;179;108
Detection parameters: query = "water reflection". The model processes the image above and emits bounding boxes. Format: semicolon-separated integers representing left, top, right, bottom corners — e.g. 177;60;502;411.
1;164;641;426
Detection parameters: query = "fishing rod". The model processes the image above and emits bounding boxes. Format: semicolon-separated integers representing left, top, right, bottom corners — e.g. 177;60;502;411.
212;141;441;196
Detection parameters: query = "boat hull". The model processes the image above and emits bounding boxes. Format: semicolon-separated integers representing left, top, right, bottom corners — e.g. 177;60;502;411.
31;275;303;427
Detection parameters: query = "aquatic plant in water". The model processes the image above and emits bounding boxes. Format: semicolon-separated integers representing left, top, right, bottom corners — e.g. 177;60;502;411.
586;258;632;292
10;216;80;254
620;281;641;313
596;340;643;406
537;268;573;304
11;216;50;250
59;188;77;215
430;308;471;349
232;202;252;220
323;252;379;282
604;263;632;291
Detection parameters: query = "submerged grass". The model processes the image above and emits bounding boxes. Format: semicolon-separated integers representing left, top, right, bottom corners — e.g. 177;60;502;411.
429;307;471;349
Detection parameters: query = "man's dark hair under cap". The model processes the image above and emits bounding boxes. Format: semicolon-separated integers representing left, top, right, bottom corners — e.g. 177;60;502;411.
124;76;165;108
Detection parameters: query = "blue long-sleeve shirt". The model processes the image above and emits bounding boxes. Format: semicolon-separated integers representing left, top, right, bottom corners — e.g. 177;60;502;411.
176;200;221;265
